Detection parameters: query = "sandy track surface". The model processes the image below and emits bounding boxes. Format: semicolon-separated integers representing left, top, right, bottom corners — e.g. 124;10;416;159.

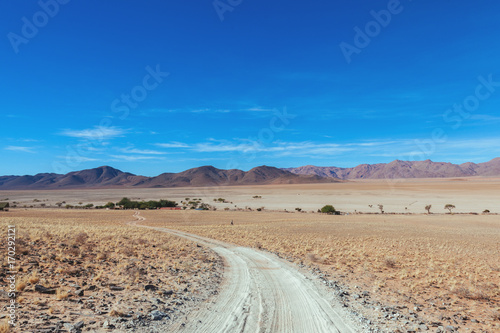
129;212;357;333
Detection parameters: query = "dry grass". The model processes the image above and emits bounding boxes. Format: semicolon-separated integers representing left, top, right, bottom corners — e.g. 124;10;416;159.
0;209;221;332
142;210;500;331
0;320;10;333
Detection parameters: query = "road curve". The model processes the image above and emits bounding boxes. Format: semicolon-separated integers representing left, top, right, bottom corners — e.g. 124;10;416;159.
130;212;357;333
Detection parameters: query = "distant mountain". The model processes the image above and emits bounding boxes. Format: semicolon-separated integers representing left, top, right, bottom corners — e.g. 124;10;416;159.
283;158;500;179
0;165;339;190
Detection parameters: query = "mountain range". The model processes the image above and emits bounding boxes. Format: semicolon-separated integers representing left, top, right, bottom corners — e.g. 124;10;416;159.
283;158;500;179
0;165;338;190
1;158;499;190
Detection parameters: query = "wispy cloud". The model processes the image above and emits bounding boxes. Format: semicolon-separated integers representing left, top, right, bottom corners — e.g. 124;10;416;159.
5;146;36;153
60;126;125;140
110;155;165;161
119;147;166;155
155;142;190;148
151;137;500;162
56;156;99;162
243;106;275;112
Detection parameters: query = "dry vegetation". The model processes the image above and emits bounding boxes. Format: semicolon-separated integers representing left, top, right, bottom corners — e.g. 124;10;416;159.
0;210;222;332
142;210;500;332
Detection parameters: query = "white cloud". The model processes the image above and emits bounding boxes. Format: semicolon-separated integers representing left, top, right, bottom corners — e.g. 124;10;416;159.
120;147;166;155
5;146;36;153
110;155;165;161
155;142;190;148
60;126;125;140
150;137;500;162
244;107;275;112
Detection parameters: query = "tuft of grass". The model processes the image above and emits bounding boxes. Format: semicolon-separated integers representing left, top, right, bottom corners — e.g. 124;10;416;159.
109;309;126;317
15;279;27;292
0;320;10;333
56;288;69;300
29;271;40;284
384;257;397;268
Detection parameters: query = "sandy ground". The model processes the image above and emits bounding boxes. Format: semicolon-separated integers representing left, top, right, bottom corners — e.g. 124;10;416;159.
0;210;223;332
2;177;499;214
139;211;500;332
1;178;499;332
132;214;359;333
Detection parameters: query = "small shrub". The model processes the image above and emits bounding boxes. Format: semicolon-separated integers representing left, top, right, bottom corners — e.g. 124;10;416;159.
445;204;455;213
56;288;69;300
16;279;27;292
384;257;397;268
321;205;336;214
74;232;89;245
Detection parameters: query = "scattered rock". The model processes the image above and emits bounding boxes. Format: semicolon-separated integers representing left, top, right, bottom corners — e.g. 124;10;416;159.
102;320;115;329
109;285;125;291
149;310;168;321
74;321;84;330
35;285;57;294
63;323;74;331
145;284;158;292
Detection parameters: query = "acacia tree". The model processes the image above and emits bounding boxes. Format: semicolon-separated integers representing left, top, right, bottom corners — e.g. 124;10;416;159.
425;205;432;214
444;204;455;214
378;204;384;214
321;205;337;215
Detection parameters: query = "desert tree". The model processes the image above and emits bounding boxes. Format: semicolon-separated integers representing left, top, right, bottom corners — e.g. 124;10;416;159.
425;205;432;214
378;204;384;214
444;204;455;214
321;205;337;215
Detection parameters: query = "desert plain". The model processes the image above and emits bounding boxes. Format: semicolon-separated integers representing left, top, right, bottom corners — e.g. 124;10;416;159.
1;177;499;332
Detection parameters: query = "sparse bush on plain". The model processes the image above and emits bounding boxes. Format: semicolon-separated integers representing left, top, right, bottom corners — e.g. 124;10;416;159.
320;205;337;215
445;204;456;213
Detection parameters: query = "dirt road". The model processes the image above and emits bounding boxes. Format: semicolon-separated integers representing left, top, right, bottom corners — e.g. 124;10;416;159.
131;212;358;333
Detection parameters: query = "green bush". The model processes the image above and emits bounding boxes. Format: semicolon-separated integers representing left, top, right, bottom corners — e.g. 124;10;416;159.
321;205;337;215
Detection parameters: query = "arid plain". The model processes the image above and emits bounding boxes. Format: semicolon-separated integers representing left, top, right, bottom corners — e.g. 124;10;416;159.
1;177;499;332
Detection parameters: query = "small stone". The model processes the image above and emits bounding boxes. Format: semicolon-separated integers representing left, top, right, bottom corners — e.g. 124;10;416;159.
145;284;158;292
149;310;168;321
74;289;84;297
102;320;115;329
419;324;429;331
445;326;455;332
109;285;124;291
35;285;57;294
63;323;74;330
74;321;84;330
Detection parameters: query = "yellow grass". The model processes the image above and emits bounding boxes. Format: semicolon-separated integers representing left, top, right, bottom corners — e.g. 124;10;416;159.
142;210;500;331
0;209;221;332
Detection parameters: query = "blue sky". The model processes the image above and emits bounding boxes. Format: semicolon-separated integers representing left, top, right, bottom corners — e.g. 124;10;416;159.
1;0;500;176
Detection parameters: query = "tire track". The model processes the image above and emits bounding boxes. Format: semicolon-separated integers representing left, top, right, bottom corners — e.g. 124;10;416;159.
129;212;357;333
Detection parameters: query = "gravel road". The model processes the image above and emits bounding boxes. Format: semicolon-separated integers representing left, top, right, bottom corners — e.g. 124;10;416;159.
132;212;358;333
